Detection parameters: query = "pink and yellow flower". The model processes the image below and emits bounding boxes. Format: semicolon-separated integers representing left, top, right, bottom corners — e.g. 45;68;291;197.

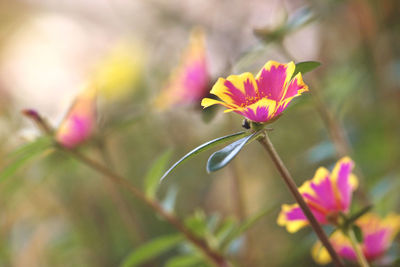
155;28;210;110
278;157;358;233
312;213;400;264
201;60;308;123
56;85;96;148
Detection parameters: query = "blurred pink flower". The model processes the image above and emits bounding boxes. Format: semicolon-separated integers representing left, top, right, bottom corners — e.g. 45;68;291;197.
278;157;358;233
155;28;210;110
312;213;400;264
201;60;308;123
55;86;96;148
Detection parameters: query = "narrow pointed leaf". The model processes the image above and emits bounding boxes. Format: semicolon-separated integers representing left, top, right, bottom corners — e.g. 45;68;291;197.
293;61;321;78
207;131;261;173
346;205;373;225
144;149;173;199
352;225;363;243
0;137;53;182
121;234;184;267
160;131;249;182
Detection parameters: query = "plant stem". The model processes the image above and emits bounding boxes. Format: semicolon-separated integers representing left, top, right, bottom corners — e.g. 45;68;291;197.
347;228;370;267
278;44;370;205
61;148;230;267
257;133;344;267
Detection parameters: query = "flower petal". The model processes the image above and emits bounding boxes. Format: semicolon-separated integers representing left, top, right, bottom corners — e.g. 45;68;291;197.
255;61;295;101
298;167;338;214
307;168;340;212
233;98;276;122
277;204;309;233
156;28;209;110
312;213;400;265
330;157;357;211
210;73;257;107
201;98;233;109
277;201;327;233
56;86;96;148
312;231;356;264
360;213;400;260
282;72;309;101
312;241;332;265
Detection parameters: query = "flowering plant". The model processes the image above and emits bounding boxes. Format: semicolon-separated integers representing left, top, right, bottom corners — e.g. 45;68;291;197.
201;61;308;123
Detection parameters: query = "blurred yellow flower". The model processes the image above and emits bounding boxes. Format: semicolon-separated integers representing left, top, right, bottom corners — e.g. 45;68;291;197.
312;213;400;265
94;41;144;101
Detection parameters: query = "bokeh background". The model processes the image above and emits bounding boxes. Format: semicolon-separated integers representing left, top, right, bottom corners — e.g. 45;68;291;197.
0;0;399;266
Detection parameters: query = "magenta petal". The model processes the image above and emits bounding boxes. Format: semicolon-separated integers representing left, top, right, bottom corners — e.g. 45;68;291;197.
256;64;288;101
223;80;246;106
283;75;305;100
337;246;357;261
59;115;93;148
243;78;257;99
273;101;290;117
285;206;307;221
309;176;339;211
182;60;209;101
235;105;271;123
363;229;390;260
336;161;354;210
285;202;327;224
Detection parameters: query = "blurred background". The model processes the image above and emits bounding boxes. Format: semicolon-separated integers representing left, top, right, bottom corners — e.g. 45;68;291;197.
0;0;399;266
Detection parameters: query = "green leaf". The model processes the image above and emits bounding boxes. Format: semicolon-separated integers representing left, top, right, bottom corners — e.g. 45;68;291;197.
8;137;52;158
206;131;261;173
160;131;249;182
120;234;184;267
292;61;321;78
144;150;173;199
352;225;363;243
165;255;204;267
0;137;53;182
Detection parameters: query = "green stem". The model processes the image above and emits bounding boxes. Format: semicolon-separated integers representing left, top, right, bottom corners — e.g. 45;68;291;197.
258;133;344;267
347;228;370;267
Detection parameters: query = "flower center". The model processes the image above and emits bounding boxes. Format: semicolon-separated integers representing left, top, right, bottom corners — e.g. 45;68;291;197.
240;92;269;108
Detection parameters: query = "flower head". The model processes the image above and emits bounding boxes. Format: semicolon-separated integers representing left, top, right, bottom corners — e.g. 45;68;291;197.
201;60;308;123
56;85;96;148
155;28;210;110
94;41;144;101
312;213;400;264
278;157;358;233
